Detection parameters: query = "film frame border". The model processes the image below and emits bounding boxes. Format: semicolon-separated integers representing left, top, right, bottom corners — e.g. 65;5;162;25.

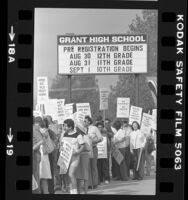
5;0;186;200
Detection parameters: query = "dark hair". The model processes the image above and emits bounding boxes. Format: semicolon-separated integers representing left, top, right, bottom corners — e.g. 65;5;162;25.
64;119;75;130
112;120;122;131
105;118;111;123
96;115;103;121
132;121;140;130
45;115;53;123
85;115;92;124
96;121;104;128
34;116;43;125
40;118;49;129
123;120;128;124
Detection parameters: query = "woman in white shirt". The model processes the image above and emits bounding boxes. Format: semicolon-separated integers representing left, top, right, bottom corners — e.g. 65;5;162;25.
130;121;146;180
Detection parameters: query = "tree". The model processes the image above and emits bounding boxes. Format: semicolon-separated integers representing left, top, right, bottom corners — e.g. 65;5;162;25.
128;10;157;75
107;10;157;120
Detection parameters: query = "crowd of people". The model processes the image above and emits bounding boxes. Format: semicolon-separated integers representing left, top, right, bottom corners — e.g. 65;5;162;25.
32;114;156;194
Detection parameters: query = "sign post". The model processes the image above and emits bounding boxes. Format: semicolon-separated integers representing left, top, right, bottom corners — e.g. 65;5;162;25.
103;110;106;124
67;75;72;103
135;74;139;107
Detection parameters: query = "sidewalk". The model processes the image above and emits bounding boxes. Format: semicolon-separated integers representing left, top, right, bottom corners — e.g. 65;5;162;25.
87;174;156;195
55;170;156;195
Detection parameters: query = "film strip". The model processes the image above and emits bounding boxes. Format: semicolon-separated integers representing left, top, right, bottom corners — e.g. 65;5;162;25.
5;0;186;199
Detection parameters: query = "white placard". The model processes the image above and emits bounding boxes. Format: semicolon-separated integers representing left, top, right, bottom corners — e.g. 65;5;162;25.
117;97;130;118
37;77;49;103
76;103;91;117
33;110;42;117
57;34;147;75
64;104;73;114
63;104;74;120
152;109;157;130
57;140;73;174
73;112;87;133
129;105;143;125
35;104;45;114
140;113;153;136
74;111;85;123
97;137;108;159
99;88;109;110
57;99;65;124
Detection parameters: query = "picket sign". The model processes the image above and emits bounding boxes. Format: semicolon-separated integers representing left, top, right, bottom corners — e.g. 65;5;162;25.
57;99;65;124
72;112;87;135
117;97;130;118
37;77;49;104
140;113;153;137
99;88;109;110
74;111;85;123
97;137;108;159
63;104;74;120
112;147;124;165
152;109;157;130
57;140;73;174
76;103;91;117
33;110;42;117
129;105;143;125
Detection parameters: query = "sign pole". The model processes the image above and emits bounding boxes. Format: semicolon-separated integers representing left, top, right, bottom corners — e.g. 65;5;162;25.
67;75;72;103
64;33;74;104
103;109;106;124
135;74;139;107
